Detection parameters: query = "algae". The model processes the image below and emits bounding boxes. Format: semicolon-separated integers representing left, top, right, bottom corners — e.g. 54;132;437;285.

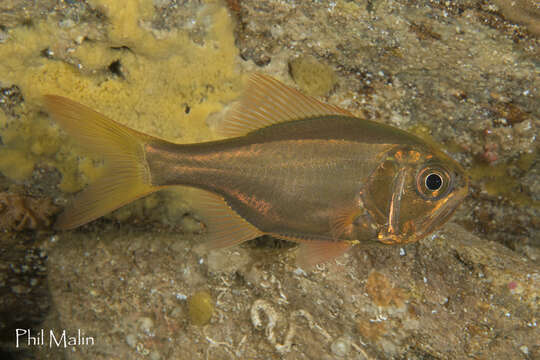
1;1;539;359
289;56;336;97
0;0;240;195
492;0;540;36
187;290;214;326
469;153;540;208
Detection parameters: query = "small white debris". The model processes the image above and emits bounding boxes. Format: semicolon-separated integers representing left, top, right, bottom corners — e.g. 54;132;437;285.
250;300;331;354
126;334;137;348
59;19;75;28
331;336;351;357
251;299;278;331
270;24;283;38
138;317;154;334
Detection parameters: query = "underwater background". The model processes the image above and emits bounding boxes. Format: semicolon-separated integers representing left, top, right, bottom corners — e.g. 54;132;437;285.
0;0;538;359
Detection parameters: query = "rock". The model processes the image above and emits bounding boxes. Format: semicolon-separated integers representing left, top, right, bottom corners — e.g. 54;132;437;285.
0;1;538;359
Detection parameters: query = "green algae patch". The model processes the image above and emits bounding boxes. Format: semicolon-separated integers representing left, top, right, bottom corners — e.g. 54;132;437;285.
289;56;336;97
0;111;6;128
515;152;536;172
408;124;464;155
188;291;214;326
0;0;241;194
468;153;539;208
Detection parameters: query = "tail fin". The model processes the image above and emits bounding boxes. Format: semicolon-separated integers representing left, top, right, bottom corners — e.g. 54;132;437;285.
44;95;161;230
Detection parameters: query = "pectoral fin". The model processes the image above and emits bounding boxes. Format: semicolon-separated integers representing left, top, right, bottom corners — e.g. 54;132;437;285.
330;205;363;240
296;241;353;269
273;233;354;268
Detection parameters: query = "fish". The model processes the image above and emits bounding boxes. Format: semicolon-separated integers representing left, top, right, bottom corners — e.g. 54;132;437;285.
44;73;468;267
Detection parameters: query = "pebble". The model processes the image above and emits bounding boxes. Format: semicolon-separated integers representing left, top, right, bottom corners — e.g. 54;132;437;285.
330;336;351;357
138;317;154;334
125;334;137;348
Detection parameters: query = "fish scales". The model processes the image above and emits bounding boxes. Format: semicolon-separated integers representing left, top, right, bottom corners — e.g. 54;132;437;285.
145;116;403;239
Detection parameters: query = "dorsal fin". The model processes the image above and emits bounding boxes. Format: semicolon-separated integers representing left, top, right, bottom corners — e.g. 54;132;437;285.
217;73;353;137
192;189;263;249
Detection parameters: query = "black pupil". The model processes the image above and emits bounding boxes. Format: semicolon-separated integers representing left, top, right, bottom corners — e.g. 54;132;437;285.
425;173;442;191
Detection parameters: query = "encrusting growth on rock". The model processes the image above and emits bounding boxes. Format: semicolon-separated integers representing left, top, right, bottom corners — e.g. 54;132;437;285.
0;192;59;231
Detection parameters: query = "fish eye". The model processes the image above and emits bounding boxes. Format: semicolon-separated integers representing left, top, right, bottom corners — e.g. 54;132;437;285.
416;166;452;201
425;173;443;191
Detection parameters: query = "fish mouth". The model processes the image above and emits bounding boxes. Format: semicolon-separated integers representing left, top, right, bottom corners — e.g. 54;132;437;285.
414;184;468;238
377;170;468;245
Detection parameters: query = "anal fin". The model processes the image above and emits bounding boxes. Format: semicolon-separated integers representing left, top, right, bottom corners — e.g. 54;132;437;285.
192;189;263;249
